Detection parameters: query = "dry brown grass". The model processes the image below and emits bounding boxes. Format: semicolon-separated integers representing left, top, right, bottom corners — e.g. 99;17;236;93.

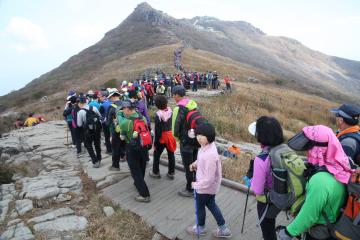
222;152;254;182
197;82;337;143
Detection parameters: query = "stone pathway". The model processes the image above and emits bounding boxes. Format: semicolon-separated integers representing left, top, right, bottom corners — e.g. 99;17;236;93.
0;120;284;240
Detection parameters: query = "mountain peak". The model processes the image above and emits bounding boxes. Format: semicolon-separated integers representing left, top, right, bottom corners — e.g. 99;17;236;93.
135;2;154;12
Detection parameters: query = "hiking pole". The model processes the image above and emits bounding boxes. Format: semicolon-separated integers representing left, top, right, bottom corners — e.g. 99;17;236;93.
193;171;200;239
241;155;254;234
241;185;250;234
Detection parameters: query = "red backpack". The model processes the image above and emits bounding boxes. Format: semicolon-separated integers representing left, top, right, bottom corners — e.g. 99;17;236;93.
133;117;152;150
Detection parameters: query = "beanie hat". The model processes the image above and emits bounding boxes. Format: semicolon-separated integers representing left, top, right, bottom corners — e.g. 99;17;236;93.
128;89;138;99
195;122;216;143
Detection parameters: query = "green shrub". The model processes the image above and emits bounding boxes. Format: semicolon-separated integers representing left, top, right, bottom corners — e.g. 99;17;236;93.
0;163;14;184
104;79;118;88
32;91;47;100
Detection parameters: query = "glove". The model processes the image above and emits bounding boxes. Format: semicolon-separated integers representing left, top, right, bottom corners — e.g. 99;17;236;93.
242;176;251;187
277;226;293;240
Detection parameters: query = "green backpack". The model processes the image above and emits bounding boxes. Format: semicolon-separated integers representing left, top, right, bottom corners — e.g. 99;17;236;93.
111;104;124;134
269;143;307;215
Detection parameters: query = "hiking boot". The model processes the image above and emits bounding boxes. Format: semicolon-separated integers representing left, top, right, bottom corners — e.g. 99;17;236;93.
166;173;175;180
178;188;193;198
186;225;207;236
108;166;120;171
212;226;232;238
93;161;101;168
134;195;151;203
149;171;161;179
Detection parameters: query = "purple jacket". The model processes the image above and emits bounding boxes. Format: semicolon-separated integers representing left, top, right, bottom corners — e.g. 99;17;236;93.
136;99;151;126
250;147;273;196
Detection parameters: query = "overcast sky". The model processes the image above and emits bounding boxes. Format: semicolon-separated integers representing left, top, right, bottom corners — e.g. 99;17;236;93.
0;0;359;96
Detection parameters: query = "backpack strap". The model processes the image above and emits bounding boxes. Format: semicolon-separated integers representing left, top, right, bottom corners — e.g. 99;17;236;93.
322;211;334;232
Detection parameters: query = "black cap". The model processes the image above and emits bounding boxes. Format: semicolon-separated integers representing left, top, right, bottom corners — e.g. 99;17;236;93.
122;100;136;109
172;85;186;97
330;104;360;119
195;123;216;143
79;95;87;104
128;89;138;99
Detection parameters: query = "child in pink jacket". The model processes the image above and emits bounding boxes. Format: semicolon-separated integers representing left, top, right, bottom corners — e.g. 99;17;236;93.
187;123;232;238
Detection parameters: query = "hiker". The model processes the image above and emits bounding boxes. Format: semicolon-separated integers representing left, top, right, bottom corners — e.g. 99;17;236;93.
187;123;232;238
24;113;39;127
14;119;23;129
149;95;176;180
172;85;202;197
128;89;151;128
247;116;283;240
144;81;154;108
71;96;84;158
278;125;353;240
99;90;112;154
106;88;126;171
207;71;213;91
63;93;78;147
156;81;166;95
330;103;360;166
77;95;102;168
119;100;151;202
224;75;232;93
88;91;101;110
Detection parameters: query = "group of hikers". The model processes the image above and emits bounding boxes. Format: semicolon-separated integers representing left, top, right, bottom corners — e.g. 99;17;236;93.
13;113;45;128
60;74;360;239
143;70;232;95
243;104;360;240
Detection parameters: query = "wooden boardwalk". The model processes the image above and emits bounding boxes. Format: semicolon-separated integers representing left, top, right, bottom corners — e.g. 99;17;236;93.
102;164;288;239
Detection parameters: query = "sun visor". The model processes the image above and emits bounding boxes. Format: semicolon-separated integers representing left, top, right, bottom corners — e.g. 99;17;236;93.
288;131;312;151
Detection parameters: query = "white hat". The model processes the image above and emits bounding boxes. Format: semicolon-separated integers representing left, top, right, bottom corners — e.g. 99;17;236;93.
108;88;120;98
248;122;256;136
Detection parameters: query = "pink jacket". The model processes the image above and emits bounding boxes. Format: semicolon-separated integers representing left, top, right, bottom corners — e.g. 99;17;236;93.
193;142;222;195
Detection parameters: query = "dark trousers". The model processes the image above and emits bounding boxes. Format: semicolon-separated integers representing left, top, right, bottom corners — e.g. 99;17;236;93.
75;128;84;154
126;145;150;197
226;83;231;92
180;145;198;191
196;193;225;227
111;133;126;168
84;130;101;164
146;95;154;107
67;122;76;145
153;143;175;175
102;123;112;153
257;202;277;240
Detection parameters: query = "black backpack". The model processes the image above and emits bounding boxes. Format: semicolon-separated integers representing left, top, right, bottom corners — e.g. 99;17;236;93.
339;132;360;166
84;106;101;134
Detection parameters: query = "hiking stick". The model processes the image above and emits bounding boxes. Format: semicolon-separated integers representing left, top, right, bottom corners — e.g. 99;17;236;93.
193;171;200;239
241;185;250;234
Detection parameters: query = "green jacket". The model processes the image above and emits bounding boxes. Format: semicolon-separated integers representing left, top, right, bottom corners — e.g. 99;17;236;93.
119;111;147;144
287;172;346;237
171;98;197;142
